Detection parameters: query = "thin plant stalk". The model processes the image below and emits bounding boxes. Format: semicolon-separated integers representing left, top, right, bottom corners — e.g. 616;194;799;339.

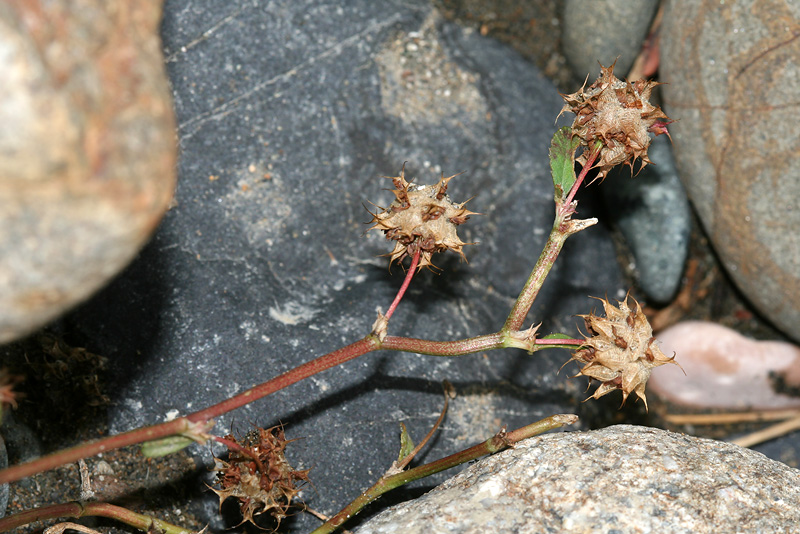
503;149;599;332
310;414;579;534
0;501;191;534
385;249;421;320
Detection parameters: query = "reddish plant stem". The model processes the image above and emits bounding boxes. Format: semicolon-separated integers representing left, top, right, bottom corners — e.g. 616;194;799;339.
385;249;421;320
0;336;380;485
381;332;504;356
562;146;600;211
0;332;508;485
211;435;266;475
0;501;190;534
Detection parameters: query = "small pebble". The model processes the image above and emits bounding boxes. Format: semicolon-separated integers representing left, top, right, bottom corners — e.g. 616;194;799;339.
649;321;800;409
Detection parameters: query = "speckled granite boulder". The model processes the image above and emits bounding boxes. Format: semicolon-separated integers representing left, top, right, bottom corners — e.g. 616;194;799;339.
660;0;800;342
0;0;176;343
356;425;800;534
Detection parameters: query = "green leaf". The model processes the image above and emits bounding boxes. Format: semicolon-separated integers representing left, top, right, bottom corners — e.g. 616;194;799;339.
549;127;580;203
141;435;195;458
397;423;415;463
542;333;574;340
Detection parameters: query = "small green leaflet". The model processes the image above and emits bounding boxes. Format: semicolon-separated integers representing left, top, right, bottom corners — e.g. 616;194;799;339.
549;127;581;204
542;333;574;340
397;422;415;463
141;435;195;458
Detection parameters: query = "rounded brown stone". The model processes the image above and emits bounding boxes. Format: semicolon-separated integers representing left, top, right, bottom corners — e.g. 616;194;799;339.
0;0;176;343
660;0;800;342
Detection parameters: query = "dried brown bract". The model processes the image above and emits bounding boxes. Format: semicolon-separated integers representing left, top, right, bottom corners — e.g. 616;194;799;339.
559;62;671;179
368;164;477;271
211;425;310;529
569;295;680;410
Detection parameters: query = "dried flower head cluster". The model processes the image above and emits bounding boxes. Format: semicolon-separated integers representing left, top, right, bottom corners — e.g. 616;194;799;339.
569;295;679;410
559;62;671;178
212;425;309;528
0;368;20;423
368;164;476;270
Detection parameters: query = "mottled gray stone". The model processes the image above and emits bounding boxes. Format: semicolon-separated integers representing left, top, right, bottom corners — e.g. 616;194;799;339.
356;425;800;534
660;0;800;342
562;0;659;80
602;135;691;304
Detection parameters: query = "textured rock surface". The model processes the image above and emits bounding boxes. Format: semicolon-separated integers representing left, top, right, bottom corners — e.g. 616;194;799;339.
602;135;691;304
23;1;626;531
356;425;800;534
660;0;800;342
0;0;177;343
650;321;800;409
0;435;6;518
562;0;659;80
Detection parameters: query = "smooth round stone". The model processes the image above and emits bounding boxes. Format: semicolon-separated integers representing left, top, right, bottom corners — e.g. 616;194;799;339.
0;1;177;343
649;321;800;410
660;1;800;343
562;0;659;79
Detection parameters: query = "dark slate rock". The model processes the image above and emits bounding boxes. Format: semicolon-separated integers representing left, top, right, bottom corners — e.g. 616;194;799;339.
59;2;624;531
601;135;691;304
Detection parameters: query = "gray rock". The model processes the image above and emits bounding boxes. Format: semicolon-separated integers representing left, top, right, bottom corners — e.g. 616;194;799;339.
0;1;177;343
602;135;691;304
660;0;800;342
562;0;659;80
356;425;800;534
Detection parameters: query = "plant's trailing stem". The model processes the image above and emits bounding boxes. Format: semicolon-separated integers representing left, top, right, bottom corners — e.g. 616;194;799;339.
310;414;579;534
0;336;380;485
0;328;583;486
381;332;505;356
0;501;191;534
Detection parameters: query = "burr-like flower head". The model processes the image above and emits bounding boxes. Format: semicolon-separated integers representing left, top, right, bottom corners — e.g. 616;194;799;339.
569;295;680;410
211;426;309;528
559;62;671;179
368;164;477;271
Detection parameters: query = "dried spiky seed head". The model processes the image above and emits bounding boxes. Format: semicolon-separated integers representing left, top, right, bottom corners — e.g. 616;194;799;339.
558;61;671;179
568;294;680;410
367;164;477;271
211;425;310;528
